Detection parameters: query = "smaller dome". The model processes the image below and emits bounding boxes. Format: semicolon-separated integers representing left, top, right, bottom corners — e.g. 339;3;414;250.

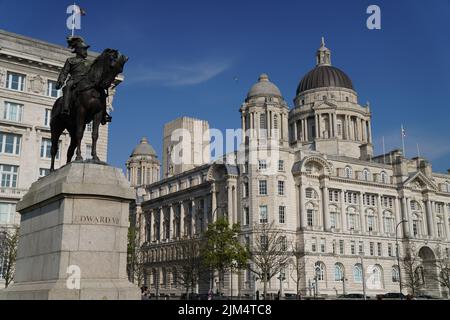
247;74;282;99
131;137;156;157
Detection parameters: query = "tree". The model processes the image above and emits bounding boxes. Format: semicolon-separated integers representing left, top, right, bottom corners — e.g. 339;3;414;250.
248;222;291;299
173;237;204;298
290;241;306;298
0;227;19;288
429;248;450;297
401;247;423;297
201;218;248;297
127;226;145;287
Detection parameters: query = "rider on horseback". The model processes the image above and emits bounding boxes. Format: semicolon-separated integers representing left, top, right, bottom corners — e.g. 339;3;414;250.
56;36;112;125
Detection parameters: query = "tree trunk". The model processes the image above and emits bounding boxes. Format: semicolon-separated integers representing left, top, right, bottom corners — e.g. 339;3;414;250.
263;274;267;299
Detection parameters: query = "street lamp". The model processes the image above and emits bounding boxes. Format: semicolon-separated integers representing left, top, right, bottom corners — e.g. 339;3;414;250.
359;251;367;300
277;268;286;300
396;219;408;300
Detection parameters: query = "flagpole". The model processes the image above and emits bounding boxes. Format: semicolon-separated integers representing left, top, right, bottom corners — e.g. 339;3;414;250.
401;124;406;158
71;1;76;37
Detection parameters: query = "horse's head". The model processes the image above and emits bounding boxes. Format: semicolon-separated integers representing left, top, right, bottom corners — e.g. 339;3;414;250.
89;49;129;89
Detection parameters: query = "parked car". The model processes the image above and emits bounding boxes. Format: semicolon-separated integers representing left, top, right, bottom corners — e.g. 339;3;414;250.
337;293;371;300
376;292;406;300
415;294;439;300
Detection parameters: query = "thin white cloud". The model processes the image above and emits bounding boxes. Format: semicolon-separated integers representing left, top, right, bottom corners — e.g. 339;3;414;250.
126;59;232;86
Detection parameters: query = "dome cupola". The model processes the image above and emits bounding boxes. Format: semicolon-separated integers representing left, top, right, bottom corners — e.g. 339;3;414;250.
247;73;282;100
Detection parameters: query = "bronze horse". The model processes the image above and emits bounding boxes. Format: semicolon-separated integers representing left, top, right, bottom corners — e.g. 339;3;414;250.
50;49;128;171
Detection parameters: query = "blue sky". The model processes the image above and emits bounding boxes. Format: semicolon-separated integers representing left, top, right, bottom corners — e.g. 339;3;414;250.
1;0;449;173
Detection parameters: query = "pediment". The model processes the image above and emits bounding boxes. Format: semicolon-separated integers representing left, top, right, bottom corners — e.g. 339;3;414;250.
313;101;337;110
403;171;437;191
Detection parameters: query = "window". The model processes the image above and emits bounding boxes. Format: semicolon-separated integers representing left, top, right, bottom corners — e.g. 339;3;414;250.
258;160;267;170
259;206;268;224
243;207;250;226
40;138;60;160
85;144;92;160
437;217;443;238
359;241;364;255
350;241;356;255
329;190;339;202
311;238;317;252
332;241;336;254
0;202;16;224
3;102;23;122
344;192;358;204
388;244;393;257
86;121;93;132
0;133;21;155
344;166;353;178
39;168;50;177
392;266;400;283
0;164;18;188
44;109;52;127
259;180;267;195
377;243;382;256
369;242;374;256
367;215;375;232
334;264;344;281
273;115;278;130
278;181;285;196
6;72;25;91
339;240;344;255
314;262;325;281
307;209;314;227
363;194;376;206
280;236;287;251
243;182;249;198
382;196;394;209
279;206;285;224
353;264;363;283
362;169;370;181
330;210;337;229
305;188;317;199
371;265;382;288
384;213;394;234
260;235;268;251
320;238;326;253
412;218;419;237
278;160;284;171
47;80;62;98
260;114;266;129
410;201;419;211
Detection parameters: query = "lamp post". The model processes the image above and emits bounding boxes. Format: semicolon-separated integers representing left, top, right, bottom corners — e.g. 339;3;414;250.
359;251;367;300
396;219;408;300
277;268;286;300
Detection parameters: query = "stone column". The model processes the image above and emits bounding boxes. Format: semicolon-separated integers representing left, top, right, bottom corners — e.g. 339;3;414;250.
148;210;153;242
404;198;412;237
227;183;233;224
377;195;384;234
394;198;402;237
368;121;373;143
425;199;435;238
170;205;175;239
321;184;330;231
333;114;337;138
179;202;185;238
341;190;347;231
241;114;246;142
293;121;298;143
328;113;333;138
159;208;164;241
203;196;209;232
315;114;319;138
191;199;196;236
444;203;450;241
299;183;307;229
359;192;365;233
211;185;217;223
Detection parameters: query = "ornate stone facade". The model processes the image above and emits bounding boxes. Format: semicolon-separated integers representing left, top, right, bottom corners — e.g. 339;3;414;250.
130;40;450;299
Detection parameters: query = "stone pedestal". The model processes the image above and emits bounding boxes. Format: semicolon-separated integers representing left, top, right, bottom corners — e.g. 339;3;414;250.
0;161;140;300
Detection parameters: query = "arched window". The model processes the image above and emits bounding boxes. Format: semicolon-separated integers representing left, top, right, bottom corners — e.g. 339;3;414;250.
334;263;344;281
436;217;444;238
392;265;400;283
362;169;370;181
412;213;421;237
371;265;383;289
380;171;388;184
305;188;318;199
329;206;339;229
347;207;359;231
260;114;266;129
366;209;376;232
314;262;325;281
273;114;278;130
306;203;316;227
353;264;363;283
344;166;353;179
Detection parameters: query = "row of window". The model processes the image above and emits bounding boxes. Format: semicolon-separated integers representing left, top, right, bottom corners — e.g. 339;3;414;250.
315;262;400;286
4;72;61;98
343;166;389;183
311;238;397;258
244;205;288;226
257;180;285;196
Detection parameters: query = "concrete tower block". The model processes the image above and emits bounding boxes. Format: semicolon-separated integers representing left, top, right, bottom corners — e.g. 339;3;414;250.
0;161;140;300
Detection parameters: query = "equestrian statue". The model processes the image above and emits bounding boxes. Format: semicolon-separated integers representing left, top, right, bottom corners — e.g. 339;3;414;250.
50;36;128;171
